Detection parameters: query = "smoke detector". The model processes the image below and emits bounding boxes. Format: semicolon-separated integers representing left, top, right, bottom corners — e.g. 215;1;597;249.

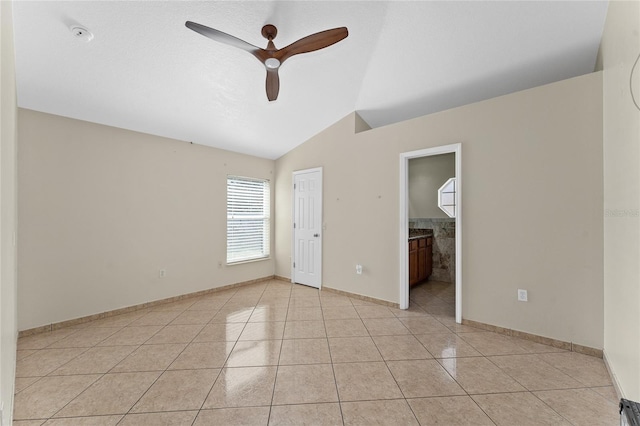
70;25;93;42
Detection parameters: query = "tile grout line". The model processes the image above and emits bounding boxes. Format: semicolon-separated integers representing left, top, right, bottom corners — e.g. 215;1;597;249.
116;285;243;424
15;316;151;409
15;280;617;424
391;303;477;425
265;281;292;425
527;390;577;425
321;291;347;426
193;284;268;422
466;393;500;426
15;340;99;418
411;286;501;426
45;369;106;421
116;305;215;423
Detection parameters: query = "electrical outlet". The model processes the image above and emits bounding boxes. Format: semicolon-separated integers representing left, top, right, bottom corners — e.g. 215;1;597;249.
356;264;363;275
517;289;528;302
159;269;166;278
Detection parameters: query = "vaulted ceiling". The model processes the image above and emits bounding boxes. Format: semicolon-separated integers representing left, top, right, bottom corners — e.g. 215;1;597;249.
12;1;608;159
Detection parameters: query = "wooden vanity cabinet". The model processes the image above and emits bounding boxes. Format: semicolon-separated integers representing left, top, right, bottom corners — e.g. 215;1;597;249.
409;240;419;286
409;236;432;287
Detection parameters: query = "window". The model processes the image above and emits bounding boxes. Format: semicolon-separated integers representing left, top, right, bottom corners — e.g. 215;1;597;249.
438;177;457;218
227;175;270;263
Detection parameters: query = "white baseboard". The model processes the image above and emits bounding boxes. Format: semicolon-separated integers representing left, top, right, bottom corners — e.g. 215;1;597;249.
603;349;624;400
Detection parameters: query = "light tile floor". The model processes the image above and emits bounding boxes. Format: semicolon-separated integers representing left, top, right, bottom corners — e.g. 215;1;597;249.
13;280;619;425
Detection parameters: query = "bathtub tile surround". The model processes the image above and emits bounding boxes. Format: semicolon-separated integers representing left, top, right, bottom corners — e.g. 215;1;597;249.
410;218;456;283
408;228;434;239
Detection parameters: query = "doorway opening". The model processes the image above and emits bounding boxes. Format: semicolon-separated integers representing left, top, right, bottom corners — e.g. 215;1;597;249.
399;144;461;323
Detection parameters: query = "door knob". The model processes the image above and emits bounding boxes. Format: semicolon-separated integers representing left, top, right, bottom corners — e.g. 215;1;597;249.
313;233;319;237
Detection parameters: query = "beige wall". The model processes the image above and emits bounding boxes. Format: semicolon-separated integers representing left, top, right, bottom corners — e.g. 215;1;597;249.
600;0;640;400
0;1;18;424
408;153;455;219
276;72;604;349
18;110;275;330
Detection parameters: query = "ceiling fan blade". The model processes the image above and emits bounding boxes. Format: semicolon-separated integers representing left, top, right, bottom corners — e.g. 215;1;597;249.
277;27;348;63
266;68;280;102
185;21;261;54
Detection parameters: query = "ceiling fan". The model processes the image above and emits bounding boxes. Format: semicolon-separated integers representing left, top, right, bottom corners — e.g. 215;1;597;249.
185;21;348;101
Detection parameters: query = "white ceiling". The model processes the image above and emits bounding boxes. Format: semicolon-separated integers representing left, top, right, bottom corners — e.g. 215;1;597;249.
12;1;608;159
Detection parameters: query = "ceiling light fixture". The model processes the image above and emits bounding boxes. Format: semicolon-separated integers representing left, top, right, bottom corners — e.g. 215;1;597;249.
69;25;94;42
265;58;280;70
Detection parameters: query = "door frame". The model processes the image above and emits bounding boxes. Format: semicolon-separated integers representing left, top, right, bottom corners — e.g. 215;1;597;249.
399;144;462;323
291;167;323;288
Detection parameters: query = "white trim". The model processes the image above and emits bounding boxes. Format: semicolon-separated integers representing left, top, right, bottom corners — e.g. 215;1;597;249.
602;349;624;400
226;175;271;264
399;143;462;323
291;167;324;289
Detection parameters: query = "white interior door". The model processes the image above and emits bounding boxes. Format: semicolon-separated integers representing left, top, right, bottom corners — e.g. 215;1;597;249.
292;168;323;288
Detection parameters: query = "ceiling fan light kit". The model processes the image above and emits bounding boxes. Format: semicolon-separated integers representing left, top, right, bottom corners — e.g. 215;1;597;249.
264;58;280;70
185;21;348;101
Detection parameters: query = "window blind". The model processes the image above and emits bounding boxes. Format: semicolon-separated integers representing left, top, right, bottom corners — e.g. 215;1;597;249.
227;176;270;263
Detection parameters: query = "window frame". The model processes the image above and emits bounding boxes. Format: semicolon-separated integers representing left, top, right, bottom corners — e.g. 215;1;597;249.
226;175;271;265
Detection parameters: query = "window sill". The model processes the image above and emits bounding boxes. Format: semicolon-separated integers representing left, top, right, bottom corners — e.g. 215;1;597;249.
226;257;271;266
